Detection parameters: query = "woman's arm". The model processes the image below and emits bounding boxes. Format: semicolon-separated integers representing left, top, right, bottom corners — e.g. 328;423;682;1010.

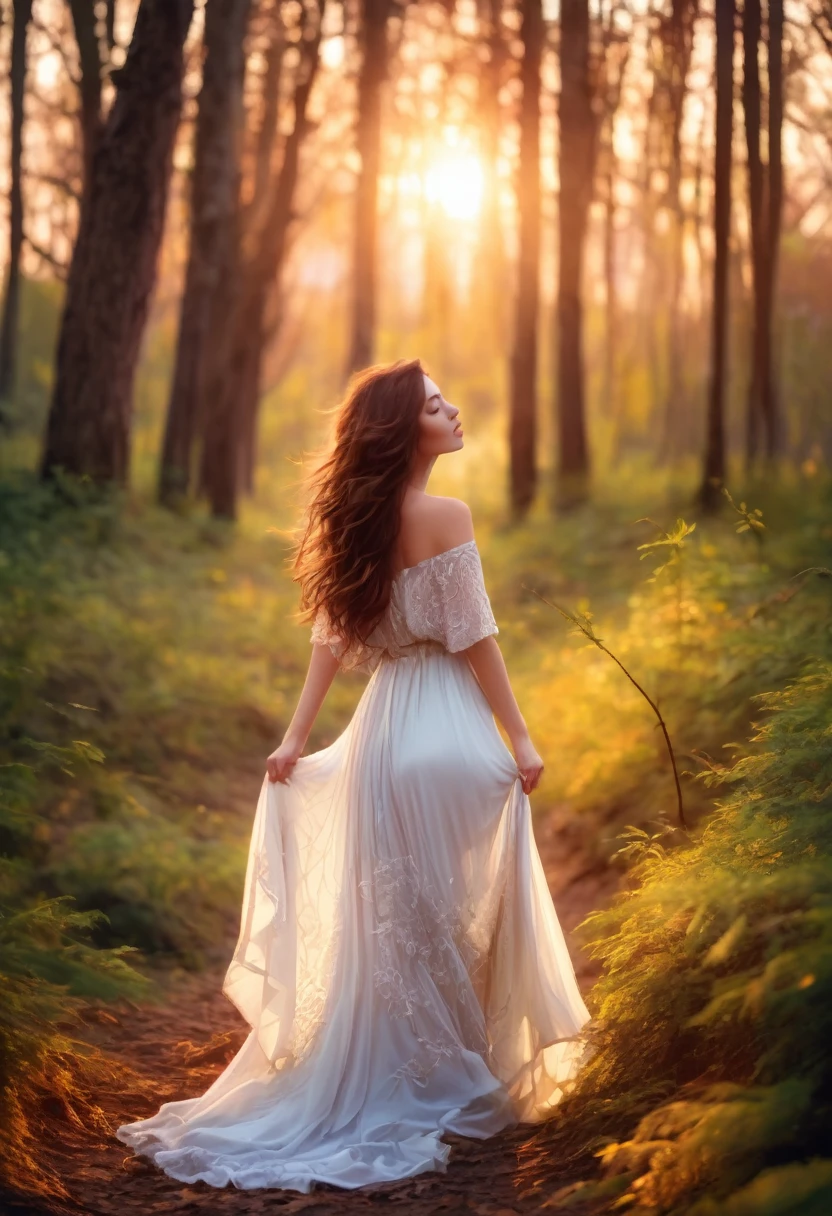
462;635;544;795
266;642;341;783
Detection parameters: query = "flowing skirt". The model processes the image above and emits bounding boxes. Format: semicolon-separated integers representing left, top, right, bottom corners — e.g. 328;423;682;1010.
116;643;591;1192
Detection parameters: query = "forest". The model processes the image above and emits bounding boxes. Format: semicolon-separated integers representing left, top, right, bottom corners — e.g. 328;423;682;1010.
0;0;830;1212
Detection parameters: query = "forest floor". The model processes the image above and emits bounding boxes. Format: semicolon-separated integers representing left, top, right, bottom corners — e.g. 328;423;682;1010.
6;802;619;1216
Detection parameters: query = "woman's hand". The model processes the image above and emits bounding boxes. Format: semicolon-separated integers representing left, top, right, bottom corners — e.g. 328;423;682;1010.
512;733;544;795
267;736;303;784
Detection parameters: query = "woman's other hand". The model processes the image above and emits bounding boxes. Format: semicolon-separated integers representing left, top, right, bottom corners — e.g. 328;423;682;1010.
267;736;303;784
513;733;544;795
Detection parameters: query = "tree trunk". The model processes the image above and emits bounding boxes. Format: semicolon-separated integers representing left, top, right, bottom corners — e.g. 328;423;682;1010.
0;0;33;404
235;15;286;498
472;0;508;365
41;0;194;483
200;0;324;519
509;0;542;519
602;144;619;457
659;0;698;462
346;0;391;376
698;0;734;510
67;0;106;195
249;23;286;228
762;0;783;459
158;0;251;505
555;0;594;507
743;0;783;467
742;0;764;465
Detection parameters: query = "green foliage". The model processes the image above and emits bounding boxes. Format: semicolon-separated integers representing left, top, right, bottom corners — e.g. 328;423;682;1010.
0;471;354;960
0;276;63;429
556;663;832;1213
0;457;829;1208
492;472;832;847
0;723;149;1195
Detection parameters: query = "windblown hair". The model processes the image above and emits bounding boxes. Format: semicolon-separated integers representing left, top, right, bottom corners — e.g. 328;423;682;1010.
292;358;428;654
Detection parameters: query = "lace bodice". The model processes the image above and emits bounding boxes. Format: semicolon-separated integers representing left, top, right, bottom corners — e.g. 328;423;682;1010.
310;539;499;674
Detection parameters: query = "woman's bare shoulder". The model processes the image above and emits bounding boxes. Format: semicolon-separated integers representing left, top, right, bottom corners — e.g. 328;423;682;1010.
395;494;475;569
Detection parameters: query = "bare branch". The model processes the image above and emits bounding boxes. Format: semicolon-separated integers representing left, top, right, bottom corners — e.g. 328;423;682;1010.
30;15;82;88
25;236;69;279
28;172;82;204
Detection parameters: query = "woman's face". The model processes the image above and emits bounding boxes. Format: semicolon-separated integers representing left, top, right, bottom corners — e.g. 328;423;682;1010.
416;374;463;457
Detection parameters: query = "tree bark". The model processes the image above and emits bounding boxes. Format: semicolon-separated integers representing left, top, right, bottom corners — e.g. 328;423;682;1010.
659;0;698;461
602;142;618;456
509;0;542;519
472;0;508;364
763;0;783;458
158;0;251;505
698;0;734;510
743;0;765;464
200;0;324;519
555;0;594;507
743;0;783;466
346;0;391;376
41;0;194;483
0;0;33;404
67;0;106;196
248;22;286;228
235;18;286;496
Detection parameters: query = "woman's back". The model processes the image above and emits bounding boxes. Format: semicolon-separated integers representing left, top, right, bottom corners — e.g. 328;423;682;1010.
391;490;476;575
310;532;501;674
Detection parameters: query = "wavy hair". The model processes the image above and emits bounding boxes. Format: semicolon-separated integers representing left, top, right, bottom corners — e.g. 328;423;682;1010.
292;358;428;654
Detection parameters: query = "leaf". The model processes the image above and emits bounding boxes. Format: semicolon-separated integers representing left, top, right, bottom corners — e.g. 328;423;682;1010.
704;914;748;967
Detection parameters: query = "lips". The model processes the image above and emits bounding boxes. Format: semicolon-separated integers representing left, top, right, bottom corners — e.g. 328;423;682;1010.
453;423;463;436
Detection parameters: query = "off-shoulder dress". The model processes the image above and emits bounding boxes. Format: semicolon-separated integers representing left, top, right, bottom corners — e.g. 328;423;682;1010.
116;539;591;1192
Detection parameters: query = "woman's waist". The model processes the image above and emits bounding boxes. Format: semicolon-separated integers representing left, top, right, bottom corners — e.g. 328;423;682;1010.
377;637;456;662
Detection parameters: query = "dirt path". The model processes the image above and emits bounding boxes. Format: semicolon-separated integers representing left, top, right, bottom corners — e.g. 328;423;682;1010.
9;806;618;1216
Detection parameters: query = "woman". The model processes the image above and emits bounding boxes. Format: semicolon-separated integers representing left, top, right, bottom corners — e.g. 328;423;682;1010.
116;359;591;1193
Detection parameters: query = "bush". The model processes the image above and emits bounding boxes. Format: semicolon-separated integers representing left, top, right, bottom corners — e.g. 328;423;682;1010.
549;663;832;1213
0;736;148;1199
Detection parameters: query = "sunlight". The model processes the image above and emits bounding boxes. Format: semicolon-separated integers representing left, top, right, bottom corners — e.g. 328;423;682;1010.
424;150;484;222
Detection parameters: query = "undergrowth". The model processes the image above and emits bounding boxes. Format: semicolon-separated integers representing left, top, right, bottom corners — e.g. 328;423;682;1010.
0;731;149;1197
537;664;832;1213
0;462;829;1209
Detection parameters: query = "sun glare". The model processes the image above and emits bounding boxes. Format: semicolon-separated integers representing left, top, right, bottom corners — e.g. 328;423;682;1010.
424;152;484;222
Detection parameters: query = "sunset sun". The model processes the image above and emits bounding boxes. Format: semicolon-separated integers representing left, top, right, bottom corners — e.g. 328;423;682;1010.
424;150;484;221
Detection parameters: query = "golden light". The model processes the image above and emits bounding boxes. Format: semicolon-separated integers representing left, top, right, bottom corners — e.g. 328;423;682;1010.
424;151;484;222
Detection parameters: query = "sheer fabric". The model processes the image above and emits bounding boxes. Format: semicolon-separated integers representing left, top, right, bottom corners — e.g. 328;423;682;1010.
116;539;591;1192
309;539;503;674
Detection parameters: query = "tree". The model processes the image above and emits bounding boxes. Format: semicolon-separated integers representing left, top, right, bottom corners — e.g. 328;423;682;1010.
656;0;699;461
743;0;783;465
346;0;393;375
472;0;509;367
595;1;631;463
41;0;194;483
199;0;325;519
698;0;734;510
158;0;252;505
0;0;33;404
555;0;595;507
67;0;114;196
509;0;542;519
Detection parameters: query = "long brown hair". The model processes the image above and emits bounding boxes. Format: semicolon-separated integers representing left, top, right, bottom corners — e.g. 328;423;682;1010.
292;358;427;653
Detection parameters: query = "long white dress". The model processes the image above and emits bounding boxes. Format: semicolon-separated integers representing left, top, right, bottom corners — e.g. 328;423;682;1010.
116;539;591;1192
